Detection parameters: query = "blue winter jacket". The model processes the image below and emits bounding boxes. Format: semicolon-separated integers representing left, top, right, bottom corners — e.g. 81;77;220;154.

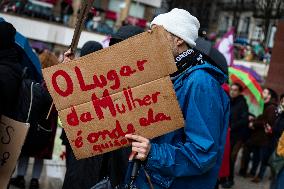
135;62;230;189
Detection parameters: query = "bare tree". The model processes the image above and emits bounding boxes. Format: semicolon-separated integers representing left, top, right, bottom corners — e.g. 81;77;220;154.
231;0;245;32
163;0;217;30
253;0;284;41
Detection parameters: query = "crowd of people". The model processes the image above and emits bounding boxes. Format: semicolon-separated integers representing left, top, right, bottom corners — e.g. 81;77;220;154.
1;7;284;189
219;85;284;188
234;42;272;64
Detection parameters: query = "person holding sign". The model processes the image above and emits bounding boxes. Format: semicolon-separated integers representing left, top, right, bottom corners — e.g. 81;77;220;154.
61;26;145;189
125;8;230;189
61;41;106;189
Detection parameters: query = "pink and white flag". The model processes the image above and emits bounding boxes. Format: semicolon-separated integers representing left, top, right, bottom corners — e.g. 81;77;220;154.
102;35;111;48
214;28;234;66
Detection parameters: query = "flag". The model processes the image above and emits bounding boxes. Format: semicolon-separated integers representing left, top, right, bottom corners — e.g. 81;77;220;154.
229;67;264;116
215;28;234;66
102;35;111;48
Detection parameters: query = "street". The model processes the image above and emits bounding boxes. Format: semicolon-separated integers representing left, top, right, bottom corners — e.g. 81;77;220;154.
10;149;271;189
10;168;271;189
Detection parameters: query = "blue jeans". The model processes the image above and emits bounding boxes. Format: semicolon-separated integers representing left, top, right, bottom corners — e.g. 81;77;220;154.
17;155;44;179
63;15;70;25
271;167;284;189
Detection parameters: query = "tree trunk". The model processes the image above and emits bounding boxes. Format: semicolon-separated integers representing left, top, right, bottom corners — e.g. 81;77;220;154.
264;17;271;45
232;0;241;35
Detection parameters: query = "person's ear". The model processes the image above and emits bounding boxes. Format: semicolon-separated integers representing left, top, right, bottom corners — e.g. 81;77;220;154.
175;37;185;47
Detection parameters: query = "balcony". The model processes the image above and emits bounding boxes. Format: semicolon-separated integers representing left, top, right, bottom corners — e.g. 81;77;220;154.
0;12;106;48
0;0;149;37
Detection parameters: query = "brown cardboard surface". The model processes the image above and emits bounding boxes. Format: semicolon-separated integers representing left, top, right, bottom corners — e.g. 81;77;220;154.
59;77;184;159
0;116;29;189
42;27;177;111
42;26;184;159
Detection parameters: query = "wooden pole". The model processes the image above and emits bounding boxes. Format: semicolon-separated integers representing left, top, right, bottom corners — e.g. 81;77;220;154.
116;0;131;28
70;0;95;54
47;0;94;120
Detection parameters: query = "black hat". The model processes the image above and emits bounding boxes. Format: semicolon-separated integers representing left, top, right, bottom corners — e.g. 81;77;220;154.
0;22;16;49
109;25;144;46
209;48;228;76
80;41;103;57
195;37;228;76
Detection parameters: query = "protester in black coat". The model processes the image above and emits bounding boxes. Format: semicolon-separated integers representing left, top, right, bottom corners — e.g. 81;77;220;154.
0;22;22;119
230;89;250;142
61;41;104;189
223;83;249;188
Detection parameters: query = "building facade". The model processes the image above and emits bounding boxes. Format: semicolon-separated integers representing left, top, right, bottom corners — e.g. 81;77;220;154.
157;0;282;47
157;0;219;33
217;0;282;47
0;0;162;52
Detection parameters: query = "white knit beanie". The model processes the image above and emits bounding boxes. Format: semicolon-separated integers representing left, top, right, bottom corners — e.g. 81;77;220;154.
150;8;200;47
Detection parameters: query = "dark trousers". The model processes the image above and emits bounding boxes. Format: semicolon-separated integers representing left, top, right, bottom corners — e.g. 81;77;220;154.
249;146;261;176
239;144;259;176
229;139;243;181
239;143;251;175
215;180;219;189
250;146;274;179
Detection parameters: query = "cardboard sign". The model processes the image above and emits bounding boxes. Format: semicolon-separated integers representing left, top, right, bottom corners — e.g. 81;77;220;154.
0;116;29;189
43;27;185;159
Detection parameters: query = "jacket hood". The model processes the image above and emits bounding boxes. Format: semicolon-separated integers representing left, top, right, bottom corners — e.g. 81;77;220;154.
0;48;22;76
173;61;228;85
0;21;16;50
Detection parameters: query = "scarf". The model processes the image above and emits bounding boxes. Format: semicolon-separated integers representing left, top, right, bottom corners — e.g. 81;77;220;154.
170;48;205;77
